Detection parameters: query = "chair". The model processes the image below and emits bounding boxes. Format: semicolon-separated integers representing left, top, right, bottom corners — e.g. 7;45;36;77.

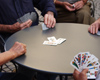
88;0;95;17
0;36;18;73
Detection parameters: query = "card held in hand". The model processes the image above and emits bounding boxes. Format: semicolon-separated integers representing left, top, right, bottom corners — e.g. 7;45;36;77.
70;52;99;79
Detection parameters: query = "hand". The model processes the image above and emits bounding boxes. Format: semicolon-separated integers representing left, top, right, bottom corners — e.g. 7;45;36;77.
62;2;75;11
73;69;88;80
9;42;26;59
74;1;84;10
44;11;56;28
10;19;32;33
88;20;100;34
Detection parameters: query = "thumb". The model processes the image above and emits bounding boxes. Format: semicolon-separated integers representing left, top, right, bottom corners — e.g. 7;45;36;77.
82;69;88;74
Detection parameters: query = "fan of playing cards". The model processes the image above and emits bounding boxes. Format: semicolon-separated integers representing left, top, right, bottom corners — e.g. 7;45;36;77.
70;52;99;79
43;36;66;46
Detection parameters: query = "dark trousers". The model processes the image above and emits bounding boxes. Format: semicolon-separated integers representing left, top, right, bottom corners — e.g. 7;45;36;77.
56;3;95;25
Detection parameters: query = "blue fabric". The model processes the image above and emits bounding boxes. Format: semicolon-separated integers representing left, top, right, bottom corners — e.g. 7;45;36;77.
0;0;57;26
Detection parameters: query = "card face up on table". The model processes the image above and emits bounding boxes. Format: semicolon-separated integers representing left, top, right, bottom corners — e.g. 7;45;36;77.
43;36;66;46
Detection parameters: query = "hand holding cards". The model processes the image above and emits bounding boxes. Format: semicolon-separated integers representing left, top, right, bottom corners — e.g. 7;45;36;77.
17;12;37;23
42;23;49;31
43;36;66;46
70;52;99;79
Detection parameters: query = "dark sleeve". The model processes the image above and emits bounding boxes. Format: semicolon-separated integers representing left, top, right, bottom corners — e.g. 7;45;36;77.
33;0;57;18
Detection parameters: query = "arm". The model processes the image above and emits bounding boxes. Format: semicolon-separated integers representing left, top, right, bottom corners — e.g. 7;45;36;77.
88;18;100;34
0;42;26;66
0;24;12;33
74;0;87;10
55;0;64;6
55;0;75;11
33;0;57;18
0;20;32;33
33;0;57;28
81;0;88;4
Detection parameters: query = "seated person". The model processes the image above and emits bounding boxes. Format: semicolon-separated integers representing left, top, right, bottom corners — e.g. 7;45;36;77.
88;18;100;34
73;68;100;80
0;0;57;40
54;0;95;24
0;42;29;80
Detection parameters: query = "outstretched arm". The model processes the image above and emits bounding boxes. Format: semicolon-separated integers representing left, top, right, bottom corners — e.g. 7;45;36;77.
0;20;32;33
0;42;26;66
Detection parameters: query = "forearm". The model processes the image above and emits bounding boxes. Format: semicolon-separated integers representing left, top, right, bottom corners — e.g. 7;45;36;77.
81;0;87;4
0;24;12;33
0;51;14;66
95;18;100;23
55;0;63;6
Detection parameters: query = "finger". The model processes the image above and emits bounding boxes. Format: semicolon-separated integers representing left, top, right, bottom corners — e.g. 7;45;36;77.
76;4;82;10
93;25;96;34
96;26;98;33
66;6;75;11
65;2;72;7
82;68;88;74
20;20;31;28
47;15;52;28
44;14;48;25
90;25;93;33
21;20;32;29
27;20;32;27
88;26;91;32
74;69;80;74
73;69;80;80
52;18;56;28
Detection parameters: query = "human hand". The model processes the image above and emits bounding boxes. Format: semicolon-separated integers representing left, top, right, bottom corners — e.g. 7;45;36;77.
73;69;88;80
88;20;100;34
62;2;75;11
44;11;56;28
10;19;32;33
74;1;84;10
9;42;26;59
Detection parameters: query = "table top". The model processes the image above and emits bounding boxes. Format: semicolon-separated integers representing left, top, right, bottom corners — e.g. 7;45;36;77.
5;23;100;75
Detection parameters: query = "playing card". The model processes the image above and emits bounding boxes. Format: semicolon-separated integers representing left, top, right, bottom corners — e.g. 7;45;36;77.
42;23;49;31
74;53;81;67
47;36;57;42
20;13;30;23
70;59;79;71
87;70;98;79
30;12;37;22
97;31;100;35
43;41;57;46
17;18;22;23
70;52;99;79
17;13;30;23
57;38;66;44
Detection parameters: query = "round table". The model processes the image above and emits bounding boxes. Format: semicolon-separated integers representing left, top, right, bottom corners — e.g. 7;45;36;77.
5;23;100;75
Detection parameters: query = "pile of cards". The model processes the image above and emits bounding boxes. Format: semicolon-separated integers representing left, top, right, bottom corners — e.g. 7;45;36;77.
43;36;66;46
70;52;99;79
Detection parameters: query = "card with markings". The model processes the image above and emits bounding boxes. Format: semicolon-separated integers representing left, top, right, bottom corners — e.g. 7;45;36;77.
70;52;99;79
